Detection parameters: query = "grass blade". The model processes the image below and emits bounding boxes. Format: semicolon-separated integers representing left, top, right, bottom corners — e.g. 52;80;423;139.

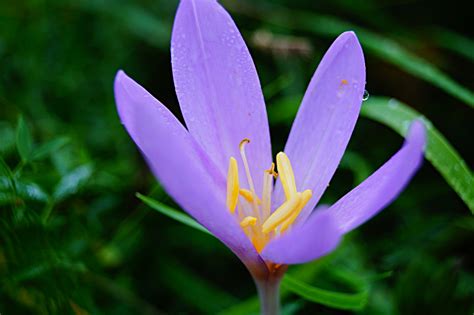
433;27;474;63
282;274;368;310
361;97;474;212
136;193;212;235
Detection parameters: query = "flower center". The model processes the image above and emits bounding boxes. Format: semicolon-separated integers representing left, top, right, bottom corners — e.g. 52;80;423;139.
226;139;312;253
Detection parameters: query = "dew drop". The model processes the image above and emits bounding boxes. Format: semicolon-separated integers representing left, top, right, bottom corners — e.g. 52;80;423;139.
362;90;370;101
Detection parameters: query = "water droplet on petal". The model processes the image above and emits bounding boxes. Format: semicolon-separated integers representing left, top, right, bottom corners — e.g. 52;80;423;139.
362;90;370;101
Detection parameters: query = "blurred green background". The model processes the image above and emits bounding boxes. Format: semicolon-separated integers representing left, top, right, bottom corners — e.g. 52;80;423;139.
0;0;473;314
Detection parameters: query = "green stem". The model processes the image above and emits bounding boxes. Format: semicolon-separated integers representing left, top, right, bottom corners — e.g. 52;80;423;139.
254;273;283;315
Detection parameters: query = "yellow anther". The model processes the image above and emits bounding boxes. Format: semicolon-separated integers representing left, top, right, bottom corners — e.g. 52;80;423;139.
226;157;239;213
262;193;301;234
240;216;257;227
280;189;312;233
276;152;297;200
239;189;261;204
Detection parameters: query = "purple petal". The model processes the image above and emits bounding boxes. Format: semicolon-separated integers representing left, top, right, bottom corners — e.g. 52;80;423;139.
114;70;265;271
171;0;271;195
261;211;342;264
328;120;426;234
274;32;365;222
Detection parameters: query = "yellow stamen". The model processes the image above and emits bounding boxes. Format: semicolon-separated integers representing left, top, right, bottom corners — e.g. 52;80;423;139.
262;193;301;233
240;216;257;227
280;189;312;233
226;142;310;252
239;189;261;204
226;157;239;213
276;152;297;200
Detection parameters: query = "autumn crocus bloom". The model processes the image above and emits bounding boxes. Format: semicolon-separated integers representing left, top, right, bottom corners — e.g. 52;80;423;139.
114;0;425;313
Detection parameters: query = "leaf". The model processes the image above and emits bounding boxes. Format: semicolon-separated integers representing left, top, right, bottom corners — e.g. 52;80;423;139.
0;156;16;194
31;137;69;161
0;191;16;206
281;274;369;310
433;27;474;63
9;260;86;283
53;164;93;201
268;95;302;125
136;193;212;235
0;156;12;177
281;301;304;315
16;115;33;162
72;0;170;49
0;121;15;153
263;74;294;100
361;97;474;213
1;177;48;202
17;181;49;202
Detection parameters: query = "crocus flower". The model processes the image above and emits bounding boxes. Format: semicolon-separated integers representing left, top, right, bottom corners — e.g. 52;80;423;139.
114;0;426;313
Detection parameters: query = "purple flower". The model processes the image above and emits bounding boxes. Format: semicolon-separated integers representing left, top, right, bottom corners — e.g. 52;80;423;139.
114;0;425;310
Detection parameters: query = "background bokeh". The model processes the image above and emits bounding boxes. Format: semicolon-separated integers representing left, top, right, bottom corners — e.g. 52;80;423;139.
0;0;473;314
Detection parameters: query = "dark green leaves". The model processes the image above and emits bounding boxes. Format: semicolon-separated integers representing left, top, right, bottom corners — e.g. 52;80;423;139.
14;117;68;163
16;116;33;162
31;137;69;161
53;164;93;201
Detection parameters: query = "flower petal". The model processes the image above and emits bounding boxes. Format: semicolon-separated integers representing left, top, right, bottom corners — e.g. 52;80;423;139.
328;121;426;234
171;0;271;195
275;32;366;222
261;211;342;264
114;70;265;271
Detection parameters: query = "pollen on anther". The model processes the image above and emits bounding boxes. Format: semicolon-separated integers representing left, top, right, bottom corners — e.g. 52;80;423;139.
226;157;240;213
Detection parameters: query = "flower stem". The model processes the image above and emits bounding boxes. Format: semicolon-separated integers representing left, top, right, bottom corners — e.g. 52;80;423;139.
254;272;284;315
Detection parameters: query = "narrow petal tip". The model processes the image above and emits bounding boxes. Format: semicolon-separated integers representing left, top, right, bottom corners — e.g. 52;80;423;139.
114;70;131;95
406;119;427;151
339;30;357;40
335;31;362;49
326;118;427;234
